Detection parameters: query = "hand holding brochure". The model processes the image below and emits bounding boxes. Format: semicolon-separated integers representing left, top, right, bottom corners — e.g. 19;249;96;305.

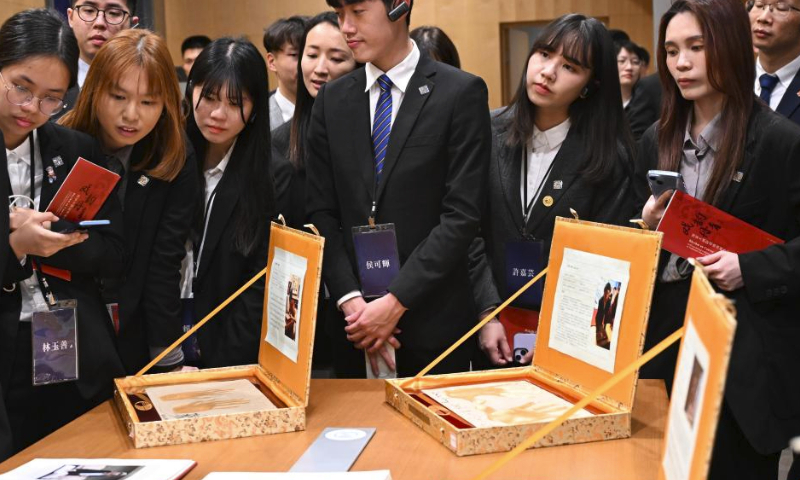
45;157;120;222
656;190;783;259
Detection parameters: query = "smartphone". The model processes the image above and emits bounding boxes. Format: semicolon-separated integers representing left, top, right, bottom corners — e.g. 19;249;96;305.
51;219;111;233
647;170;687;198
513;332;537;365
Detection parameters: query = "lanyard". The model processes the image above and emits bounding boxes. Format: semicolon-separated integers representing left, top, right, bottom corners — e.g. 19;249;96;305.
193;182;220;275
368;165;379;229
522;145;556;223
22;132;59;307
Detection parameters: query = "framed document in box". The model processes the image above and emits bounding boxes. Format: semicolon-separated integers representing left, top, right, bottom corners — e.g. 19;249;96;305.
660;268;736;480
385;218;663;456
113;222;324;448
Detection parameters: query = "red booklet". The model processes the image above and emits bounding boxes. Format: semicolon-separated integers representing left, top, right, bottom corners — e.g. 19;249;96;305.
656;190;783;258
45;157;120;223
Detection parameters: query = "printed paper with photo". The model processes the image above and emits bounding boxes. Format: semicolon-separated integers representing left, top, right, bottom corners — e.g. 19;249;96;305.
266;247;308;362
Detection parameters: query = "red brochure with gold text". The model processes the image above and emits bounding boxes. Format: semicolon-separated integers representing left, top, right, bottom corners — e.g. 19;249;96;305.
656;190;783;258
45;157;120;222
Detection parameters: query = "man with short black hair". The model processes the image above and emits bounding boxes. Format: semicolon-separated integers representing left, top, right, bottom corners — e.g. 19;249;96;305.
53;0;138;121
179;35;211;81
307;0;490;377
749;0;800;125
263;16;308;129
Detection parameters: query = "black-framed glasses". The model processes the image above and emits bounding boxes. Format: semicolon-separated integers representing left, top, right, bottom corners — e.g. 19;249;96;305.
0;72;66;117
74;4;130;25
749;1;800;15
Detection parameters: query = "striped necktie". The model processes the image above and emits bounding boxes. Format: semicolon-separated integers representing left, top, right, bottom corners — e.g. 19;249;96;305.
372;74;393;183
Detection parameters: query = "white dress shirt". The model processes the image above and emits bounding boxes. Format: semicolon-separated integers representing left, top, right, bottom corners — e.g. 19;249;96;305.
520;119;571;219
273;89;295;124
755;53;800;110
6;133;48;322
179;142;234;299
78;58;90;88
337;41;421;309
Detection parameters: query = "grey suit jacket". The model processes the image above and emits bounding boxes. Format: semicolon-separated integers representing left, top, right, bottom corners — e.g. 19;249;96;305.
269;93;285;131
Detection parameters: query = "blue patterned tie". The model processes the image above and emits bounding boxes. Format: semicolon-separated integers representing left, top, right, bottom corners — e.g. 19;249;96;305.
759;73;779;104
372;74;393;183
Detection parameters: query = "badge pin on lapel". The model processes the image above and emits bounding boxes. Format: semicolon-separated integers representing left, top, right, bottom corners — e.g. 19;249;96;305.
419;85;430;95
137;175;149;187
733;171;744;183
45;166;57;183
553;180;563;190
542;195;554;207
51;156;64;168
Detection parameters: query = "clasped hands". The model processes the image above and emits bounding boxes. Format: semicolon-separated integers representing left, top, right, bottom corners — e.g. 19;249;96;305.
342;293;407;376
9;207;87;260
643;192;743;291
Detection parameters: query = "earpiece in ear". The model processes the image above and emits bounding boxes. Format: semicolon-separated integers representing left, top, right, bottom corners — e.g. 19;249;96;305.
388;0;410;22
580;86;589;99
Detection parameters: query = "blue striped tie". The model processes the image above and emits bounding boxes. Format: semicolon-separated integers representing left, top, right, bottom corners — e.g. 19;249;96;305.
372;74;393;183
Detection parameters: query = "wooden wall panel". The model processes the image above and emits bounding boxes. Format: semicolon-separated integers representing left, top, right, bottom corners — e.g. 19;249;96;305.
0;0;45;30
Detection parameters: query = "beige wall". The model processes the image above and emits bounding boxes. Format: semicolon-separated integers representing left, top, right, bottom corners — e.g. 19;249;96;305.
0;0;44;28
161;0;653;109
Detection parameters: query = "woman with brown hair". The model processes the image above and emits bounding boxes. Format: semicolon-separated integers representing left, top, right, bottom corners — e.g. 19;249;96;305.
62;29;200;374
635;0;800;476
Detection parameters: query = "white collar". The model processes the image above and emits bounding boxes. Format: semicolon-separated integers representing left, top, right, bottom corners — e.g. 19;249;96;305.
274;89;294;113
207;140;236;175
5;131;35;165
530;118;571;151
78;58;90;88
757;52;800;88
364;40;420;94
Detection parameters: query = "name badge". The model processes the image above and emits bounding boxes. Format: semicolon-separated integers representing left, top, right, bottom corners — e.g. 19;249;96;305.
31;299;79;386
505;239;544;310
181;298;201;363
352;223;401;298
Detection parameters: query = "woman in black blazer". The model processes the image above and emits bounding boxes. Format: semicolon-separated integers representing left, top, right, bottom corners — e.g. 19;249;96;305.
183;38;275;368
0;9;126;452
469;14;635;368
636;1;800;478
62;30;200;374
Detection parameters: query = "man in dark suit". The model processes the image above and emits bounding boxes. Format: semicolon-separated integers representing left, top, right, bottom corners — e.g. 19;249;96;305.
626;73;662;140
749;0;800;125
53;0;138;122
306;0;490;377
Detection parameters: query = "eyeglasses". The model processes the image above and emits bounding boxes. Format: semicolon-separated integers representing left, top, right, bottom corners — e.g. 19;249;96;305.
749;1;800;16
617;57;642;67
74;4;130;25
0;72;66;117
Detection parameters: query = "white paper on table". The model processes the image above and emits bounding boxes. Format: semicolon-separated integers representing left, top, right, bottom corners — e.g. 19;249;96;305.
0;458;196;480
663;320;710;480
423;380;592;427
266;247;308;363
548;248;631;373
202;472;392;480
145;379;276;421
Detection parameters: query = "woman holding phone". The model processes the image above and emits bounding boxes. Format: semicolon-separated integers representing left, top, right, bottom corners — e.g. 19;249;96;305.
0;8;125;452
61;29;199;374
636;0;800;476
469;14;635;368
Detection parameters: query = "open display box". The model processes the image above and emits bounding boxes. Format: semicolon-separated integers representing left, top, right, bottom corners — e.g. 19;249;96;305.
114;223;324;448
386;218;663;456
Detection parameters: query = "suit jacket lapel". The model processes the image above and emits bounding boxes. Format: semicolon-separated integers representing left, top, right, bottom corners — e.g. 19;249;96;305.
525;129;584;235
495;128;525;233
196;161;239;281
122;143;152;253
717;109;761;212
375;57;435;202
777;69;800;119
36;123;63;211
349;72;376;200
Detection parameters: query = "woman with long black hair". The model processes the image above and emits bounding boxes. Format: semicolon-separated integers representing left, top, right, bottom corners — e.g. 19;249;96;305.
636;0;800;476
183;37;275;367
469;14;635;367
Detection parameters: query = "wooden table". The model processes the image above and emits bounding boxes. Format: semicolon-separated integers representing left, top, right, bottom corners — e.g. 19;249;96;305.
0;379;667;480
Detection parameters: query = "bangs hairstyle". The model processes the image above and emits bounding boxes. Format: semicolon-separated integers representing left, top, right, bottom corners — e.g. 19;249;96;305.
186;37;274;257
61;29;185;182
656;0;754;205
504;14;632;182
0;8;79;89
